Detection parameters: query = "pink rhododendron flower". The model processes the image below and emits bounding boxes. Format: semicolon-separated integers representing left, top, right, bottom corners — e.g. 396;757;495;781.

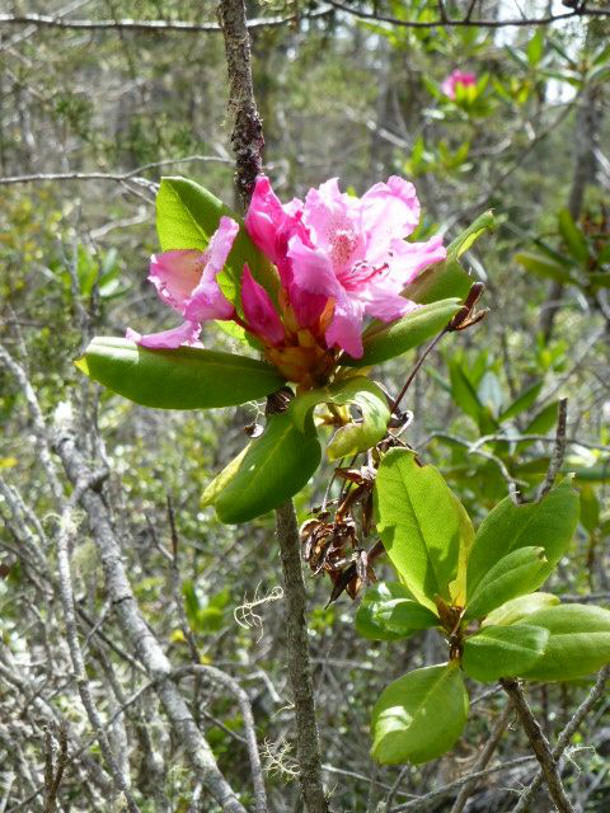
442;69;477;100
128;216;238;349
246;175;446;358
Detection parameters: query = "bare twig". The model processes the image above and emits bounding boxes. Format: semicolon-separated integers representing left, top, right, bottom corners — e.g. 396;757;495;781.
537;397;568;501
500;679;575;813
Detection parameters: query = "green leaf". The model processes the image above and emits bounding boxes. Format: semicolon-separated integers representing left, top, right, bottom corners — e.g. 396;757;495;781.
558;208;589;265
498;381;543;423
155;177;279;307
76;337;285;409
466;481;580;598
580;485;600;533
202;406;321;524
374;449;474;610
355;582;416;641
483;592;560;627
514;251;575;284
291;376;389;460
465;547;549;620
449;361;484;422
373;598;439;637
462;625;549;683
343;299;462;367
526;30;544;67
516;604;610;681
371;663;468;764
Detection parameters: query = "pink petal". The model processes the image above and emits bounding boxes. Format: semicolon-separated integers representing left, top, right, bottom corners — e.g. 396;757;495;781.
388;235;446;286
245;176;307;283
126;321;200;349
183;216;238;323
148;250;205;313
325;295;365;358
364;289;417;322
241;265;285;346
301;179;365;272
361;176;421;258
287;235;341;299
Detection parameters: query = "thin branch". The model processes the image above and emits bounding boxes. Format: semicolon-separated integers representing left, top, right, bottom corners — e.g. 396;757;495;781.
537;397;568;501
276;501;329;813
328;0;610;29
512;665;610;813
0;8;332;34
500;679;575;813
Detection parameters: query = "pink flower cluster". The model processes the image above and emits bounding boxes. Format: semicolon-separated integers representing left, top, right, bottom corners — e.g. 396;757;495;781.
129;175;446;379
442;70;477;100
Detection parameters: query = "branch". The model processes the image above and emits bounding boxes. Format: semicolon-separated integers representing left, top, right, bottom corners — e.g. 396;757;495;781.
0;8;332;34
537;397;568;501
218;0;265;213
328;0;610;29
512;665;610;813
500;679;575;813
275;501;329;813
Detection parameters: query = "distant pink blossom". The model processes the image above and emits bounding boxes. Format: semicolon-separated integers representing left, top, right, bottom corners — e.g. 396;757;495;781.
442;69;477;100
127;216;238;349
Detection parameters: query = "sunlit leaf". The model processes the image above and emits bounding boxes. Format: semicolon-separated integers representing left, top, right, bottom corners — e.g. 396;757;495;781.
462;624;549;682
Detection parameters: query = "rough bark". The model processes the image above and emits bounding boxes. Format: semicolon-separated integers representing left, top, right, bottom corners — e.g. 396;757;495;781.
276;501;329;813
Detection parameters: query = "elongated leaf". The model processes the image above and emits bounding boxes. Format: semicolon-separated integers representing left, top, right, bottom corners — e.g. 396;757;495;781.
467;481;580;598
375;449;474;610
344;299;462;367
355;582;416;641
291;377;389;460
76;337;285;409
449;361;484;422
483;592;560;627
155;177;279;307
498;381;543;423
462;625;549;682
516;604;610;681
465;546;549;620
373;599;439;636
558;208;589;265
202;407;321;524
514;251;575;284
371;663;468;764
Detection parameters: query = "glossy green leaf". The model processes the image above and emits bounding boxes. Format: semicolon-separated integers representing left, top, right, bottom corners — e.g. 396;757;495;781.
355;582;416;641
498;381;543;423
462;625;549;682
467;481;580;598
375;449;474;610
373;598;439;637
76;337;285;409
465;546;549;620
202;407;321;524
371;663;468;764
344;299;462;367
291;376;389;460
483;592;560;627
516;604;610;681
155;177;279;307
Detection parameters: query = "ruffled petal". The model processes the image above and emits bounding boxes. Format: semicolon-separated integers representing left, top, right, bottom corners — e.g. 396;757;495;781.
241;265;285;346
148;250;205;313
364;290;418;323
287;235;341;299
126;321;200;349
387;234;446;286
325;295;365;358
184;216;238;323
361;176;421;260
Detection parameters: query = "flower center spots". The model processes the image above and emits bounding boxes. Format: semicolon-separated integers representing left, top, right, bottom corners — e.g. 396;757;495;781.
340;260;389;291
330;229;358;270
